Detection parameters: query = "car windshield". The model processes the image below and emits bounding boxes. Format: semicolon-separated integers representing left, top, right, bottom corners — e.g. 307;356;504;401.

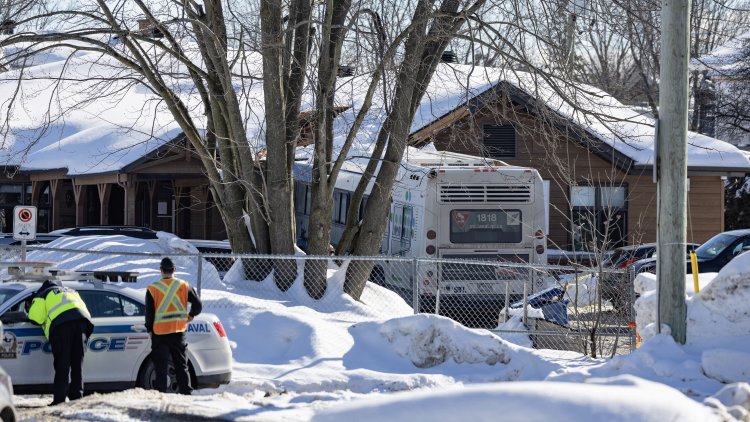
605;249;627;265
695;233;739;260
0;287;22;307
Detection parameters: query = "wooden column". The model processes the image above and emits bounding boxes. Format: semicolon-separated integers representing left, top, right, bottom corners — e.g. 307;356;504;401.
98;183;111;225
73;182;85;226
147;180;157;228
124;181;138;226
50;179;62;230
192;185;210;239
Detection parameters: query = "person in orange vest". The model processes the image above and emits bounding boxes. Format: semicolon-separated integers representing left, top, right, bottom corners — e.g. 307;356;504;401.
145;257;202;394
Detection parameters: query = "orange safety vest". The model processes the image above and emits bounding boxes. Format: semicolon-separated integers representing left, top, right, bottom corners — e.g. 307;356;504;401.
148;277;190;335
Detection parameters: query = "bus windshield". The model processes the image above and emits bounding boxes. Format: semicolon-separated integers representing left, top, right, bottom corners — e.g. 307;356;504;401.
449;209;522;243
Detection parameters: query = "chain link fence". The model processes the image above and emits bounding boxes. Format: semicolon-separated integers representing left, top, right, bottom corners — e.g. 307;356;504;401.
4;245;635;357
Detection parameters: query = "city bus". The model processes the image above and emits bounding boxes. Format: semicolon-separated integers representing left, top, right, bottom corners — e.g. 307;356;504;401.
294;149;548;325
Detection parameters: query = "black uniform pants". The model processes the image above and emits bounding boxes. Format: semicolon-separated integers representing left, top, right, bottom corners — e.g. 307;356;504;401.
49;319;88;405
151;332;192;394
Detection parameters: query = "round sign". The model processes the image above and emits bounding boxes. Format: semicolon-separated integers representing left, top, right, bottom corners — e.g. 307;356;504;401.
18;208;33;223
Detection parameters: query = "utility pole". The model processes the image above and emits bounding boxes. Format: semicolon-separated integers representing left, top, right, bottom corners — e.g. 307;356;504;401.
656;0;691;344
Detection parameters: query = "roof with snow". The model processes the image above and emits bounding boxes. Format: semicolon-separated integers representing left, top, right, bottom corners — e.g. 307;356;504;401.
409;65;750;173
1;41;749;177
692;30;750;78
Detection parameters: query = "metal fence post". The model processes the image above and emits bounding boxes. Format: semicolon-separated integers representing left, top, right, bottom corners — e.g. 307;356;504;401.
412;258;419;314
435;261;441;316
196;254;203;297
503;282;510;323
522;281;528;327
629;267;637;352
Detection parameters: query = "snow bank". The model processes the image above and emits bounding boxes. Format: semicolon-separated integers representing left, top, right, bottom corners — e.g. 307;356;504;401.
313;375;722;422
553;251;750;399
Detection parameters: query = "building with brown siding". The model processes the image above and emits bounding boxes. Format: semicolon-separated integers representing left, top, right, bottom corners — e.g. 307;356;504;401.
0;138;227;240
2;55;749;249
409;70;750;251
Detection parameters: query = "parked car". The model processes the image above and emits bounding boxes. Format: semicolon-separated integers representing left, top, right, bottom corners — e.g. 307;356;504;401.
0;262;232;394
185;239;234;278
634;229;750;274
0;233;62;246
50;226;158;240
546;249;600;267
0;322;16;422
601;242;700;310
604;242;700;269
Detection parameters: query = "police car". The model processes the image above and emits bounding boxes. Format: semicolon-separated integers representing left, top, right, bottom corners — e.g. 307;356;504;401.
0;262;232;394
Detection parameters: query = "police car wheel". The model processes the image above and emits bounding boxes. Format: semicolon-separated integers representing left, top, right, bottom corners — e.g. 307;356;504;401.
0;407;15;422
137;357;180;394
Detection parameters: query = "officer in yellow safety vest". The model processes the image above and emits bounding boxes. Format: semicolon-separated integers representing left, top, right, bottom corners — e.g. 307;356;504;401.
28;279;94;406
145;257;202;394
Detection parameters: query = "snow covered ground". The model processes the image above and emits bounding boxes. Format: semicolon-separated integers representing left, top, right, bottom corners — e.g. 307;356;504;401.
8;236;750;421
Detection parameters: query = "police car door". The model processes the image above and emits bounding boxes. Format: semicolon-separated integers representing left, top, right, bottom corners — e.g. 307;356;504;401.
0;292;54;386
77;290;150;384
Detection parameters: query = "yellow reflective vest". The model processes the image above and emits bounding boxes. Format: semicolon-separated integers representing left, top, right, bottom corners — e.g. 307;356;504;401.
28;287;91;339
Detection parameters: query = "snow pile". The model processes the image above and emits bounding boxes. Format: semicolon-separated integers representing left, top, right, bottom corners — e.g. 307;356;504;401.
12;233;750;420
347;314;546;372
633;270;721;341
560;273;601;306
688;252;750;339
549;251;750;403
314;375;723;422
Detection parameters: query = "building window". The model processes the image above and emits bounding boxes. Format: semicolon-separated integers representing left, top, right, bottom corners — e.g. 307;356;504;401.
570;184;627;251
482;124;516;158
0;183;31;232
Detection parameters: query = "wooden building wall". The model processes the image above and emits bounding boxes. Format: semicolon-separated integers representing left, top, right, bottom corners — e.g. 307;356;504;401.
426;102;726;248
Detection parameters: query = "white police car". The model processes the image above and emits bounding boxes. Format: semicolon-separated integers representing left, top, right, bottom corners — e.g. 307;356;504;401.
0;262;231;394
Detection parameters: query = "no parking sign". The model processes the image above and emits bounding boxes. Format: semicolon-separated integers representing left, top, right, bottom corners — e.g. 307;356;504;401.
13;205;37;241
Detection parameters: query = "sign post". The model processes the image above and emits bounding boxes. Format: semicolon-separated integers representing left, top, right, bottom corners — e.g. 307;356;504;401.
13;206;37;261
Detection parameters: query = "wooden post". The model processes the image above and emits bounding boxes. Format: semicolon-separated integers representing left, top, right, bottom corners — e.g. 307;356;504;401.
98;183;111;225
73;182;85;226
657;0;690;344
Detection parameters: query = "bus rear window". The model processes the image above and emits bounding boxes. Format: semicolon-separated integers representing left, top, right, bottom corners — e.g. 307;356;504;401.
449;209;522;243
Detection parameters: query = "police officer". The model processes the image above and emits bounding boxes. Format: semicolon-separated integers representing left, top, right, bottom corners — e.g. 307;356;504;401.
28;279;94;406
145;257;202;395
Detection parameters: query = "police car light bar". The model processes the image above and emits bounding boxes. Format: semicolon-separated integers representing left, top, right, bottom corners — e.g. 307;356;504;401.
0;261;57;278
0;262;138;283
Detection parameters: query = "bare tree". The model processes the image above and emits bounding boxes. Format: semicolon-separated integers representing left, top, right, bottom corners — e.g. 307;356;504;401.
0;1;494;299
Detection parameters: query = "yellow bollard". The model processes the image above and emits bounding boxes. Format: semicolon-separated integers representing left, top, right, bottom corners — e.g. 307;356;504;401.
690;251;700;293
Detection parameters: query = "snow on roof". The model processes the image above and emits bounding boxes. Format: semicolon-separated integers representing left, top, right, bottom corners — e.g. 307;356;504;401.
0;43;190;175
412;64;750;170
0;39;267;176
692;30;750;77
2;40;748;176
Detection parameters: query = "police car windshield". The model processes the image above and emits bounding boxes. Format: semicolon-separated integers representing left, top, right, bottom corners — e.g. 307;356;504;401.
0;287;23;307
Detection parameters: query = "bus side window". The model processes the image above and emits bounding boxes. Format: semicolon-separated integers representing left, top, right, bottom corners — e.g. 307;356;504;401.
294;182;306;213
359;196;369;220
392;205;403;239
332;190;350;224
402;206;413;239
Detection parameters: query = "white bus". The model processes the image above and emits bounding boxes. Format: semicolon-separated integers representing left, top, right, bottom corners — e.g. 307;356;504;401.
294;149;547;323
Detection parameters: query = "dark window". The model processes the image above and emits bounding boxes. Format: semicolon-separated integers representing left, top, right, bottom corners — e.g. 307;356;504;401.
78;291;145;318
483;124;516;158
332;190;350;224
571;185;627;251
449;209;522;243
0;183;32;232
